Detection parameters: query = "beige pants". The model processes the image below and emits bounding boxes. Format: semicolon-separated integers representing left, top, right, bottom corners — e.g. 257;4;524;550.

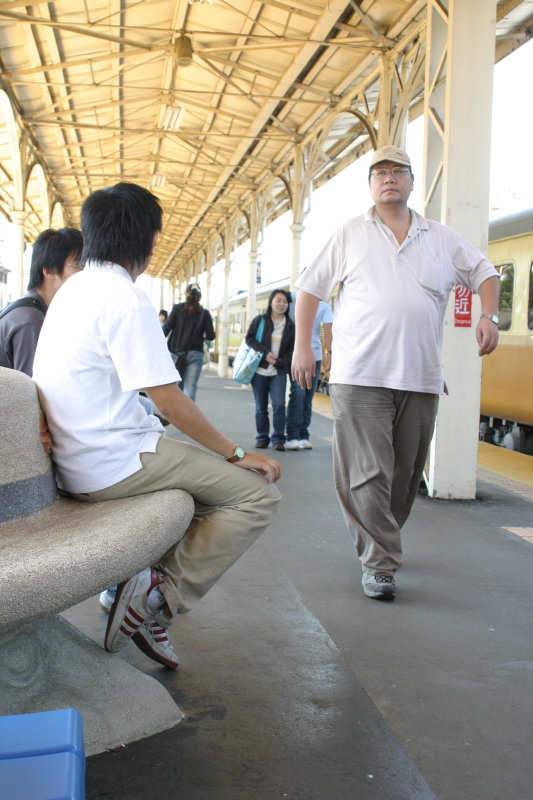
69;436;281;624
330;385;438;576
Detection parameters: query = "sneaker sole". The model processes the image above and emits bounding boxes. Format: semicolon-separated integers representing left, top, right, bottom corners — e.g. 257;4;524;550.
363;587;396;601
104;575;151;652
132;629;179;670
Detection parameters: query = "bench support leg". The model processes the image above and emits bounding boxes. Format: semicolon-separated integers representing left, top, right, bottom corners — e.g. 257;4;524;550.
0;615;184;756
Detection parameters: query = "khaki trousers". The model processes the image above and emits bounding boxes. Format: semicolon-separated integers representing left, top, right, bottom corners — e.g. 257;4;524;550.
69;436;280;625
330;385;438;576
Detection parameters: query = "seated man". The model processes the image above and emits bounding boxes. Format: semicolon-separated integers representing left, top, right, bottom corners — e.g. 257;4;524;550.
0;228;82;375
33;182;281;670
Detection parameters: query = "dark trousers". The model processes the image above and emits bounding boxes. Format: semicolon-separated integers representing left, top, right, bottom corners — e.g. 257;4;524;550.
251;372;287;445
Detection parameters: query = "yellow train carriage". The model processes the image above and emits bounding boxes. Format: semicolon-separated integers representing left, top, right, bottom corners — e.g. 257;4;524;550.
482;210;533;453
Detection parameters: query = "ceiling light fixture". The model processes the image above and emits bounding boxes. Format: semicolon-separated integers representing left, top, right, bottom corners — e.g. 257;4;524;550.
150;173;166;188
175;35;193;66
157;103;185;131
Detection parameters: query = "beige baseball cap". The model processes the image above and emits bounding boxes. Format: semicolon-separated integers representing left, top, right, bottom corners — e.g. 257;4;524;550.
370;145;411;169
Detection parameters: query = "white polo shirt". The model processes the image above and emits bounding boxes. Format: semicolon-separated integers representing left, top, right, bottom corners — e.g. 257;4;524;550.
296;207;498;394
33;261;179;493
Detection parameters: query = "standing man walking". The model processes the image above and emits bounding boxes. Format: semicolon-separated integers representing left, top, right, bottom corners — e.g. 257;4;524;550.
291;146;499;601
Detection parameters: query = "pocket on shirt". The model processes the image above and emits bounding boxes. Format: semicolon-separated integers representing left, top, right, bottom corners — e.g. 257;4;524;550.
416;257;444;296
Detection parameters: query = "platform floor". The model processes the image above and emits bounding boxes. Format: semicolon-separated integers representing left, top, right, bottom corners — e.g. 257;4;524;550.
72;370;533;800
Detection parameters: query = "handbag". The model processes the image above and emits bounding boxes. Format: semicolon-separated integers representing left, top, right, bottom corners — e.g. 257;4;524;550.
232;318;265;385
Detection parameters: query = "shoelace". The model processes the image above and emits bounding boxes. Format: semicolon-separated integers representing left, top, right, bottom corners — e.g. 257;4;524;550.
374;574;394;584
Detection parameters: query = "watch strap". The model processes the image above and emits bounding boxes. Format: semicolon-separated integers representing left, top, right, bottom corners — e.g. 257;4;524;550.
226;445;245;463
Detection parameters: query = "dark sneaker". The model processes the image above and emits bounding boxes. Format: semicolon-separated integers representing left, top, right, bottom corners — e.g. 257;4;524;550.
255;439;269;448
105;567;165;652
133;620;179;670
362;571;396;601
272;442;285;451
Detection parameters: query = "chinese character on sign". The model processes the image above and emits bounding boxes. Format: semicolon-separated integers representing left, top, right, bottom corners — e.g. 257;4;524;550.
454;285;472;327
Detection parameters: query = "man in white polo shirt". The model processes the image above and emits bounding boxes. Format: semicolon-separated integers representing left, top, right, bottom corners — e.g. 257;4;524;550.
291;146;499;601
33;182;281;669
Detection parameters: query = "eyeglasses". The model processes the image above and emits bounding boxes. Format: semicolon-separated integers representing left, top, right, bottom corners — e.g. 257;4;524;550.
371;167;411;179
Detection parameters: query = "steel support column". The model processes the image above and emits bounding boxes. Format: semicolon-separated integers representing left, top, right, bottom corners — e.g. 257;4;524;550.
423;0;497;498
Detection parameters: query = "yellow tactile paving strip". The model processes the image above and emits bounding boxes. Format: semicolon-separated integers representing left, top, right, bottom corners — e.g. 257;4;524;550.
313;393;533;502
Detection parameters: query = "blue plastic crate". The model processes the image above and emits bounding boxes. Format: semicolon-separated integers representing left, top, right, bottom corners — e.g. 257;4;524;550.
0;751;84;800
0;709;85;800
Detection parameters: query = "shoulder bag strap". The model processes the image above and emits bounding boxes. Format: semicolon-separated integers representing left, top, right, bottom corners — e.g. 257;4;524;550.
0;297;46;321
255;316;265;344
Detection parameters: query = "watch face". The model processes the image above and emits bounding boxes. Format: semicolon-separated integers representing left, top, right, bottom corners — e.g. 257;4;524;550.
235;446;245;460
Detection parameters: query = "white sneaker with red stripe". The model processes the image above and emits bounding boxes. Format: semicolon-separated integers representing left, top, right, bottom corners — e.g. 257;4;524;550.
132;620;179;670
105;567;165;653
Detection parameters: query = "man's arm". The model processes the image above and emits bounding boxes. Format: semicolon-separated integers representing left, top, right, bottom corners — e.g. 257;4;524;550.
476;276;499;356
145;383;281;483
291;290;320;389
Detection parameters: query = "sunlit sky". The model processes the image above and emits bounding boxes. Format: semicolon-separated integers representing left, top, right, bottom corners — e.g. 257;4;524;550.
2;38;532;309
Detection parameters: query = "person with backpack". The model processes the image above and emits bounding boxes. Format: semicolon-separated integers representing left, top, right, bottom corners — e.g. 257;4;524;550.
0;228;83;375
163;283;215;402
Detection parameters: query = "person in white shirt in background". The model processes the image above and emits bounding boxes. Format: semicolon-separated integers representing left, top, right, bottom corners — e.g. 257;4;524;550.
291;145;499;602
285;291;333;450
33;181;281;671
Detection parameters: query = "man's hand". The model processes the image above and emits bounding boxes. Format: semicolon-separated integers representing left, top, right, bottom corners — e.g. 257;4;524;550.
39;411;53;456
291;344;316;389
476;318;499;356
237;452;281;483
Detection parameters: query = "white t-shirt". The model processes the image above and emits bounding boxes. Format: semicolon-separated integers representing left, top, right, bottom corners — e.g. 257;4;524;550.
296;207;498;394
33;261;179;493
256;317;286;377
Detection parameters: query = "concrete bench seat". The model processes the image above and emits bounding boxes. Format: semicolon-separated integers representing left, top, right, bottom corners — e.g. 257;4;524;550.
0;367;194;755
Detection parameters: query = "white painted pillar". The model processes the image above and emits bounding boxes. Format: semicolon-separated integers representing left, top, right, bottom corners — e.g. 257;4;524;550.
247;248;258;328
289;223;305;289
218;261;231;378
423;0;496;498
11;211;26;298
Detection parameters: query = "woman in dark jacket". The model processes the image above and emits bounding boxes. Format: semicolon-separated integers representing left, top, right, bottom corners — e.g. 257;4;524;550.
163;282;215;402
245;289;294;451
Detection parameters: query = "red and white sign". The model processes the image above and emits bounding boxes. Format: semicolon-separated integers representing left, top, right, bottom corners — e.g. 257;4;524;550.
454;285;472;327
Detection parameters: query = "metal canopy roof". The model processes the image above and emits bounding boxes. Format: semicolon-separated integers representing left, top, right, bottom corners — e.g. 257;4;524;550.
0;0;531;283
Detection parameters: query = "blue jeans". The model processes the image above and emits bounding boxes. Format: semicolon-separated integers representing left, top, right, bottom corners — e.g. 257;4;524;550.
286;359;321;441
251;372;287;444
178;350;205;402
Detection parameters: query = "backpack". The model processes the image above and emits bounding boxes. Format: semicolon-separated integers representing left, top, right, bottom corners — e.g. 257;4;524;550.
0;297;46;321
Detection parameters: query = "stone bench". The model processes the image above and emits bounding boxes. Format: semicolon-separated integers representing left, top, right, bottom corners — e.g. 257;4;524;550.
0;367;194;756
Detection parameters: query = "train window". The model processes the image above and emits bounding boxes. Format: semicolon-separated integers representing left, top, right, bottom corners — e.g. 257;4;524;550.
529;262;533;331
496;263;514;331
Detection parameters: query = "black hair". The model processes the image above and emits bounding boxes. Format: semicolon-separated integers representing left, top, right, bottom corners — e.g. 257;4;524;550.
266;289;291;319
27;227;83;291
184;284;203;316
80;182;162;271
159;309;168;320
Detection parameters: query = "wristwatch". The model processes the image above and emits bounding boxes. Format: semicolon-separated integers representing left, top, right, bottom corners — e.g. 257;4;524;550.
480;313;499;325
226;445;245;463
